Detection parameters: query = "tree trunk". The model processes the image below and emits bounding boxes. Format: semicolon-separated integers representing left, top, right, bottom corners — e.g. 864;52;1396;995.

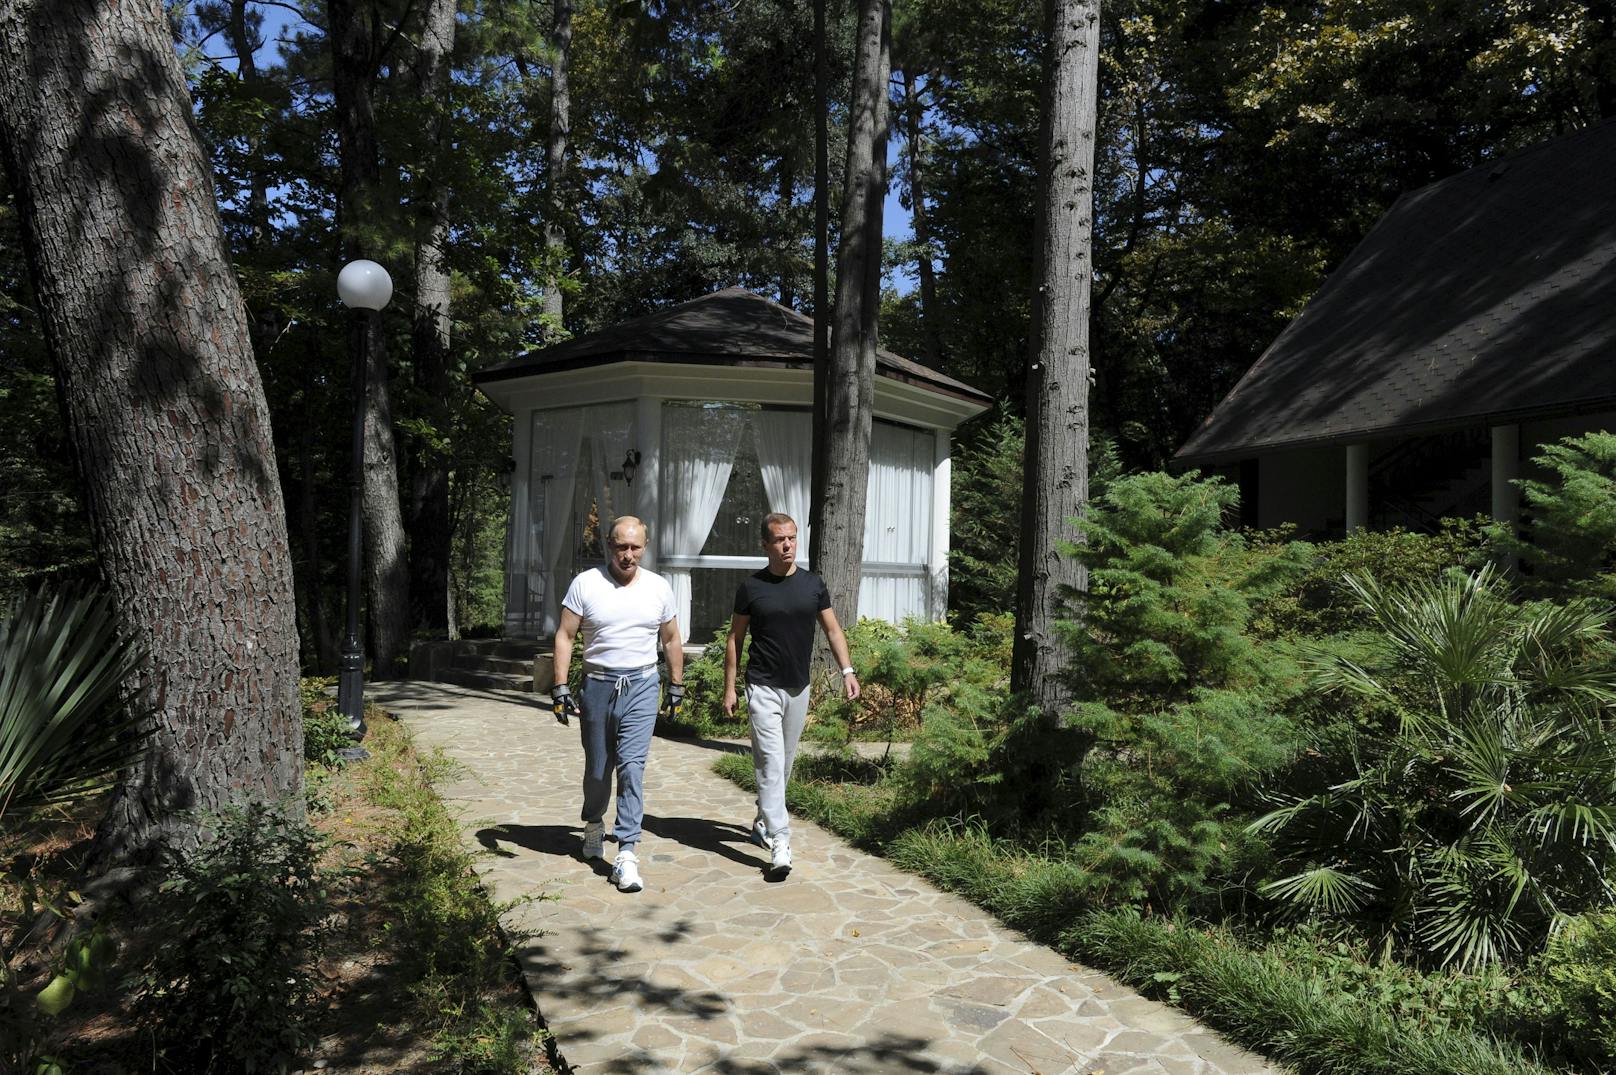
902;68;942;368
408;0;456;638
0;0;304;860
818;0;890;628
1011;0;1099;716
809;0;830;572
330;0;411;676
778;152;797;308
541;0;573;334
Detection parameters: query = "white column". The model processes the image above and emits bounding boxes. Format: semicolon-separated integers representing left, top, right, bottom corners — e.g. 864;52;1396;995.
1491;423;1520;527
1345;443;1369;534
928;429;951;621
504;410;534;635
636;396;663;571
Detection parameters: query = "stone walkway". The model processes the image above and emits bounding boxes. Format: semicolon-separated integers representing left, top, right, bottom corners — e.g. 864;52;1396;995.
370;681;1284;1075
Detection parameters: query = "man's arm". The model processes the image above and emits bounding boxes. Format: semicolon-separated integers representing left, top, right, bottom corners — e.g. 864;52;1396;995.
552;606;581;682
818;608;861;700
549;607;583;724
722;613;750;716
660;617;684;683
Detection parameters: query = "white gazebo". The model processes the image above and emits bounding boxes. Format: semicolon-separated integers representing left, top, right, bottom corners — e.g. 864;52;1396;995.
472;288;992;645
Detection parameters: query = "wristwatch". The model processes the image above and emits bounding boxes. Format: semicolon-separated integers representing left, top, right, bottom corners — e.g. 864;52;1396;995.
840;666;856;676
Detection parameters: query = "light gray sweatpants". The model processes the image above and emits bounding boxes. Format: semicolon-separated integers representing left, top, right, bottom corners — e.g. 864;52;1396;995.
747;682;810;845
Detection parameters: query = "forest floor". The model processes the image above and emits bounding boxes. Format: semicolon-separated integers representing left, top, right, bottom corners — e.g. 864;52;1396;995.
3;716;554;1075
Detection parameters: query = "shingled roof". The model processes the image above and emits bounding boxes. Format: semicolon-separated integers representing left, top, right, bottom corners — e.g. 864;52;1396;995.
1177;119;1616;465
473;287;993;406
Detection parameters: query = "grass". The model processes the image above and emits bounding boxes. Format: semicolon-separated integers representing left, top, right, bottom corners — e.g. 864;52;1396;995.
712;757;1566;1075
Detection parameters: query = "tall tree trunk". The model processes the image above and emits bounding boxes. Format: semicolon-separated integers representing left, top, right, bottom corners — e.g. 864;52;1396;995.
541;0;573;335
0;0;303;860
1011;0;1099;716
818;0;890;628
330;0;411;676
902;68;942;367
778;151;797;308
408;0;456;638
809;0;830;572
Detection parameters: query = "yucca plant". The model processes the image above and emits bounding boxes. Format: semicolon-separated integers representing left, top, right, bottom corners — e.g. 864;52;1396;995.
1251;566;1616;969
0;586;147;826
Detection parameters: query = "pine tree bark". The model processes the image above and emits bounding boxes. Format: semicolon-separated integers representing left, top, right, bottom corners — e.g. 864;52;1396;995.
1011;0;1099;715
902;69;942;368
809;0;830;571
330;0;411;675
0;0;303;859
818;0;891;628
407;0;456;638
541;0;573;334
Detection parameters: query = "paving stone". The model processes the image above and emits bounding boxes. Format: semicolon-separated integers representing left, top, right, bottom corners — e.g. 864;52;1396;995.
371;682;1282;1075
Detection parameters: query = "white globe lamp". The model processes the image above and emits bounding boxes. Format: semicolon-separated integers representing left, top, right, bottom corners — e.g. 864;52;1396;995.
337;259;393;311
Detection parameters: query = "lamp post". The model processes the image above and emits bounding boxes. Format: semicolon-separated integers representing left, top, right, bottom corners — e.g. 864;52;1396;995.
336;259;392;747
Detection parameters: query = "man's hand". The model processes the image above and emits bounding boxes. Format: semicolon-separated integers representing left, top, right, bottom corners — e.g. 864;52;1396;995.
660;681;685;722
550;683;579;726
722;686;739;717
842;670;861;701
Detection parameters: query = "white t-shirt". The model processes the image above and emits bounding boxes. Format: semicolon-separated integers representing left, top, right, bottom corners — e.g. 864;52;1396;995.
561;565;677;669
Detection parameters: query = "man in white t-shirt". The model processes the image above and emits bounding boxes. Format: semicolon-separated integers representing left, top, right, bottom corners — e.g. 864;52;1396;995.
550;516;684;893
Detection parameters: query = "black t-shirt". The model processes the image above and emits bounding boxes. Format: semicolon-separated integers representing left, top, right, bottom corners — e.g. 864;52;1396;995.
733;567;831;691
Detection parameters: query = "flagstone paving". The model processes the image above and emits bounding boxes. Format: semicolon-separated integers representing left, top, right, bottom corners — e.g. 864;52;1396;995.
370;681;1285;1075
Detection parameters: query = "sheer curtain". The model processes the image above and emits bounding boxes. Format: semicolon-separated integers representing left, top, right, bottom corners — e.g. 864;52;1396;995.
532;408;585;635
661;404;744;640
581;402;637;531
753;409;813;559
859;422;934;622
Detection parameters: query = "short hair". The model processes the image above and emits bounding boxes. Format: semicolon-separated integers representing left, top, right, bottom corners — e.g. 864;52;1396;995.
760;512;797;541
608;516;647;546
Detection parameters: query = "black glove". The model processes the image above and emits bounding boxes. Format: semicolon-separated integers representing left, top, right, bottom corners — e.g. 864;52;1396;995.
551;683;579;726
660;681;685;722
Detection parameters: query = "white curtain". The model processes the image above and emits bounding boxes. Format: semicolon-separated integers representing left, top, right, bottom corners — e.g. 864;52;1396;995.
661;404;745;640
581;402;637;533
753;409;813;559
859;422;934;622
532;408;586;635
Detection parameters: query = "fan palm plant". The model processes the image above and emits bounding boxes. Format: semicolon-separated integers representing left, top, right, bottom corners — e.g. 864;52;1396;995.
1251;566;1616;969
0;586;147;827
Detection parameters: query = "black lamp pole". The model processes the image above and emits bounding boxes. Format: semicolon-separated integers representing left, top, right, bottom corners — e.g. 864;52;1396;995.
335;260;392;751
337;304;368;735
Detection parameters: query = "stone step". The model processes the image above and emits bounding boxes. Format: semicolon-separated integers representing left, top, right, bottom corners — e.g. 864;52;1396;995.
454;654;534;676
438;668;533;693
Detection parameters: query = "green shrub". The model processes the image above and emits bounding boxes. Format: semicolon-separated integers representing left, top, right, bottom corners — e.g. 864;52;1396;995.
1253;566;1616;969
1504;911;1616;1069
988;470;1311;910
1497;432;1616;601
300;676;352;766
1253;518;1488;637
134;801;335;1073
659;626;749;739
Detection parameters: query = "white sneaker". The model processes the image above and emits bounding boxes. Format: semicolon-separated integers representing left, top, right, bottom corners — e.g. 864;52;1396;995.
581;821;604;861
611;849;643;892
748;817;772;850
767;841;792;878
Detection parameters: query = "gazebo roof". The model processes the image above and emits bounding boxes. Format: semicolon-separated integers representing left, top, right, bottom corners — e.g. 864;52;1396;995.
1177;118;1616;465
473;287;993;407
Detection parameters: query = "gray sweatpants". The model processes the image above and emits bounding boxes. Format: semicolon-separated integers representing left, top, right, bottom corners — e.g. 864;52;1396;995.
747;682;810;845
577;665;660;851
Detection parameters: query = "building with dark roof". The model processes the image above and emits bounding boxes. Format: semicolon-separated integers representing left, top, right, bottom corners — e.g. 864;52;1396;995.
473;287;991;641
1176;119;1616;535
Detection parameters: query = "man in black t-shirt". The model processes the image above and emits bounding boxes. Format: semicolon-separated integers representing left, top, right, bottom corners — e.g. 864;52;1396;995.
723;512;860;878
